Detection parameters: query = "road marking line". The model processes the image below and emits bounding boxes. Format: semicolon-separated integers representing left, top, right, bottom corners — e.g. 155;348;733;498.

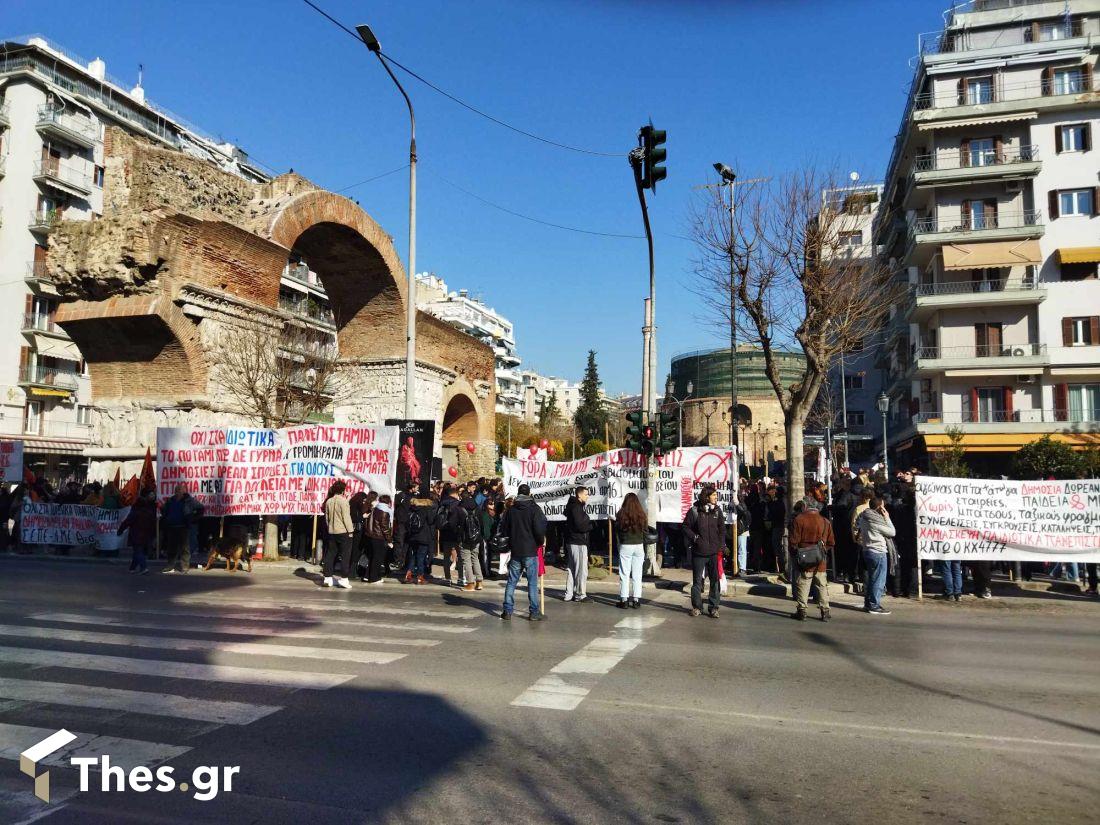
0;646;355;689
589;699;1100;753
0;676;280;725
30;613;441;648
89;606;477;634
0;722;189;771
174;597;480;620
510;617;665;711
0;624;405;666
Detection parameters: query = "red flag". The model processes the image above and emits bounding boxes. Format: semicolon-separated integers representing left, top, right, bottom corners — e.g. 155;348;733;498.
112;467;121;490
537;545;545;578
119;475;140;507
139;447;155;493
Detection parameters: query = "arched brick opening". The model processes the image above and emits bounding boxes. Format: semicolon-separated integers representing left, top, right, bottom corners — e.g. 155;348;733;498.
442;393;479;445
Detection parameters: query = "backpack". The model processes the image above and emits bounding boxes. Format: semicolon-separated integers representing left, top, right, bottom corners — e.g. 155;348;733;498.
461;507;482;546
407;507;424;536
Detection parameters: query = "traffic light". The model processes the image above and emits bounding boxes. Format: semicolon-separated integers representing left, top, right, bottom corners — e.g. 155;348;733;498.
639;123;667;192
640;422;656;456
657;412;678;454
625;411;645;452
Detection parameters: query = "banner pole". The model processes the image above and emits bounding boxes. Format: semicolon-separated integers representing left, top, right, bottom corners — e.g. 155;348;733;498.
605;420;613;574
219;515;224;539
311;514;318;565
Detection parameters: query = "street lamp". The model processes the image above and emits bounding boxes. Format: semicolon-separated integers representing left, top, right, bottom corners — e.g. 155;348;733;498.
356;23;418;418
700;399;719;446
876;391;890;479
663;377;693;446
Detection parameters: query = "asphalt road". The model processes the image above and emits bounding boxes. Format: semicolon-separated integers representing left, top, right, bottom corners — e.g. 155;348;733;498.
0;557;1097;824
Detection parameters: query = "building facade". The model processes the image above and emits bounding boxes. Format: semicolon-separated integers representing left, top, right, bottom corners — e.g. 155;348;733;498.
0;36;266;481
874;0;1100;473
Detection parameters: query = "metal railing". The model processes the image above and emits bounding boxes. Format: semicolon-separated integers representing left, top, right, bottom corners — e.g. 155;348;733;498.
22;313;65;334
911;210;1042;234
912;144;1038;172
278;297;335;325
914;278;1039;296
28;209;62;230
35;104;97;142
19;365;78;389
914;408;1099;425
2;417;93;439
0;100;9;122
33;159;91;189
26;261;51;280
283;263;315;286
916;343;1046;360
915;75;1096;111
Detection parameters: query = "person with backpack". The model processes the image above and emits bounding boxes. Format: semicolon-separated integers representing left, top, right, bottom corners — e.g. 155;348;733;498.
437;483;464;586
403;492;438;585
363;494;393;584
499;484;547;620
563;486;593;602
349;490;374;582
682;485;725;618
458;487;485;591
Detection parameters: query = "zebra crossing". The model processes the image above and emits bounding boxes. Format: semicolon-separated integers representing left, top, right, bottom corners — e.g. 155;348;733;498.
0;587;487;821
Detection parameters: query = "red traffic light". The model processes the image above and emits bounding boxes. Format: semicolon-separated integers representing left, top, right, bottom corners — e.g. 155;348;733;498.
642;425;655;439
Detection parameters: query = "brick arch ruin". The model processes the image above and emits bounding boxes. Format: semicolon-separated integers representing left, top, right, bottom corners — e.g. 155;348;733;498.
46;129;497;478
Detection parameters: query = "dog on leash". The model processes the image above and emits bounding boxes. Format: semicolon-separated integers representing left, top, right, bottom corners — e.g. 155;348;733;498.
204;536;253;573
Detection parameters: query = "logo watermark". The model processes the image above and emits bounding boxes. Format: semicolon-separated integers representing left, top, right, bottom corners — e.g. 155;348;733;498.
20;729;78;803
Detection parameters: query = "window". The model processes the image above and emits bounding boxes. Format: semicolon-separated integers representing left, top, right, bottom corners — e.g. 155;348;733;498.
23;401;42;435
964;199;996;229
1041;22;1069;41
845;410;865;426
844;373;865;391
976;388;1001;422
974;322;1003;356
1061;262;1098;281
839;231;862;247
1069;384;1100;423
1053;68;1085;95
1060;189;1094;216
1058;123;1090;153
93;165;105;187
966;77;993;104
1063;316;1098;346
969;137;995;166
76;405;91;425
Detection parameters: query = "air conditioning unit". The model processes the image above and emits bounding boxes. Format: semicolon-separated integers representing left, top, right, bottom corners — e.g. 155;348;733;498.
1012;347;1027;357
1005;180;1023;193
1017;375;1037;384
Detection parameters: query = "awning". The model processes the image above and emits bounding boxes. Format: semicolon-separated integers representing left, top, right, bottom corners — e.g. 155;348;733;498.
1051;367;1100;376
944;367;1044;377
923;431;1100;453
941;239;1042;270
28;333;81;362
918;112;1037;131
1057;246;1100;265
19;438;88;456
27;387;72;398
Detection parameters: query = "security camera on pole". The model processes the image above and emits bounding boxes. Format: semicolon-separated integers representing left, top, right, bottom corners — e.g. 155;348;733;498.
628;122;666;555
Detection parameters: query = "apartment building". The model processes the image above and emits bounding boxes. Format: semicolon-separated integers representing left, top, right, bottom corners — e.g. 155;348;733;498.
874;0;1100;473
415;272;523;417
0;36;268;481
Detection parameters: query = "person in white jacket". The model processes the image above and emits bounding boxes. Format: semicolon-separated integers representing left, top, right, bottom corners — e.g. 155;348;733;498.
857;497;895;615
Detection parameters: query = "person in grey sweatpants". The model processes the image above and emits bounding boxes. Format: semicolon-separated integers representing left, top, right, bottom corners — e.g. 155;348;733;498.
563;486;592;602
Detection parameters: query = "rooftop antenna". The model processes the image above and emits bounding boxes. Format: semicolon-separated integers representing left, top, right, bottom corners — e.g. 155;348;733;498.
137;63;143;86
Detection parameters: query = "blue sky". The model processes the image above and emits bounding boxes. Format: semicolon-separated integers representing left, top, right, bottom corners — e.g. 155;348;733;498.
6;0;947;395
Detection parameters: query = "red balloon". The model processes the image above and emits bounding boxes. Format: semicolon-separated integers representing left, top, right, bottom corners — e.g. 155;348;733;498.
465;441;475;454
528;445;538;456
548;445;556;456
539;438;549;449
448;466;458;478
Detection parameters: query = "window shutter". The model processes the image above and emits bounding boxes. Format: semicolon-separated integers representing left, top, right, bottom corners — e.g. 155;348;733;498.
975;323;988;350
989;323;1003;352
1093;187;1100;217
1084;62;1094;91
19;346;30;370
984;199;997;223
1055;383;1069;422
1055;125;1064;153
1090;316;1100;345
1029;21;1040;42
1072;17;1084;37
994;135;1004;162
24;295;32;314
1048;190;1060;219
1042;66;1052;96
957;78;965;105
960;138;971;167
969;387;980;423
961;199;972;228
1085;123;1093;152
1003;387;1014;421
1062;317;1074;346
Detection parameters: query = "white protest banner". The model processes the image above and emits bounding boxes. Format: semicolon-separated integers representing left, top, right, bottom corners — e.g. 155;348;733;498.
503;447;739;523
0;440;22;484
156;424;399;516
916;476;1100;562
20;502;131;550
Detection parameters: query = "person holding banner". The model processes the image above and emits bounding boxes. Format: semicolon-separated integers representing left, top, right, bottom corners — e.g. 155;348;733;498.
682;486;725;618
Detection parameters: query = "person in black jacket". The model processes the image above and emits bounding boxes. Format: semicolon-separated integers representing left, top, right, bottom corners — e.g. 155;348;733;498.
682;485;725;618
437;483;464;585
765;485;788;581
499;484;547;620
563;486;592;602
403;494;439;584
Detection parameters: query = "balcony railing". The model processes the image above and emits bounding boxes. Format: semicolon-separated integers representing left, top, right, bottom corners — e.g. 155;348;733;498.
916;343;1046;360
915;278;1039;297
914;409;1100;425
912;144;1038;172
26;261;51;280
0;100;9;125
2;418;94;440
29;209;62;232
911;211;1042;235
19;365;78;389
278;297;335;325
22;313;66;335
36;104;98;144
283;263;316;286
33;158;92;191
915;76;1097;111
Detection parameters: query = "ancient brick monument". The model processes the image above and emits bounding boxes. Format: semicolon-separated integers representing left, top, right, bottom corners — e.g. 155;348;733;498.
48;130;496;479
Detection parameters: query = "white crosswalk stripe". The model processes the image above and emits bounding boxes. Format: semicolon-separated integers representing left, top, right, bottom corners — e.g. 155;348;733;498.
91;606;478;634
174;596;481;619
0;722;190;771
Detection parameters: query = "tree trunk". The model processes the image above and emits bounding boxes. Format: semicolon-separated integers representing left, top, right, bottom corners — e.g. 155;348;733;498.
785;414;806;519
263;515;280;561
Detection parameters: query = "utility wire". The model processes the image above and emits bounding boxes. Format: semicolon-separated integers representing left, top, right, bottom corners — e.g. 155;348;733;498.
299;0;621;157
333;164;409;194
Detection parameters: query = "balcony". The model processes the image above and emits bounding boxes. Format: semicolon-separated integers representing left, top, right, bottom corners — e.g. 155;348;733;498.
22;313;68;338
19;365;79;391
33;158;92;196
911;276;1045;320
908;211;1043;248
909;408;1100;437
278;296;335;326
2;417;94;441
29;209;62;234
0;100;9;127
35;104;97;150
914;342;1048;373
24;261;58;296
909;145;1040;195
913;74;1099;123
0;154;6;178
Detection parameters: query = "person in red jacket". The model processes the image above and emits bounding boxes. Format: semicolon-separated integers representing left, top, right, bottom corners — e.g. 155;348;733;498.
789;498;835;622
118;490;157;574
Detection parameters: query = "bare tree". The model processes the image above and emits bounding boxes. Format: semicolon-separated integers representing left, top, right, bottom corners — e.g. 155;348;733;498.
690;166;901;516
214;319;342;558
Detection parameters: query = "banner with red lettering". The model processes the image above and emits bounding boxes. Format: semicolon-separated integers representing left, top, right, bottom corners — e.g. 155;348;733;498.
502;447;739;523
916;476;1100;562
156;425;399;516
0;440;23;484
